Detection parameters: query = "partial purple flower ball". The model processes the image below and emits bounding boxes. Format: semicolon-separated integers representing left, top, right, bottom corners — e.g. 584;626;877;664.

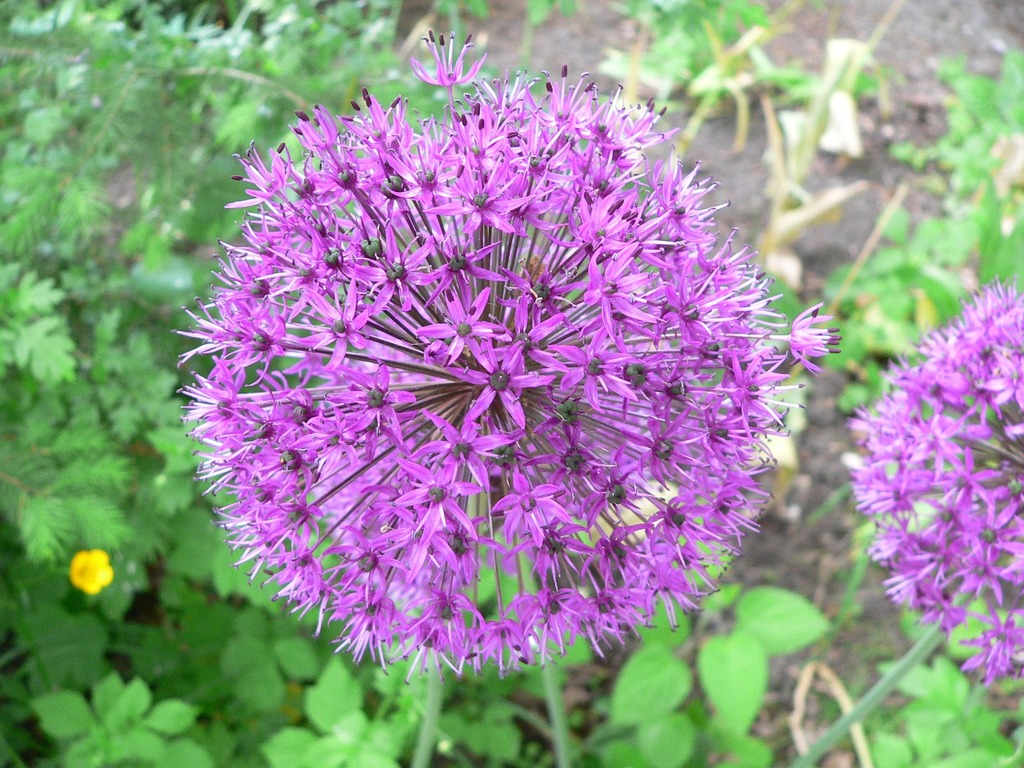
851;283;1024;684
182;33;839;674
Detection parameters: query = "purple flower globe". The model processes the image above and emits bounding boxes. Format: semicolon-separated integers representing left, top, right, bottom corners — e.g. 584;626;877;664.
851;283;1024;684
183;33;839;674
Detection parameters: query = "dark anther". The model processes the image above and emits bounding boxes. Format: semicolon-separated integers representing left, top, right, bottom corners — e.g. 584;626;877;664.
489;371;510;391
563;451;585;472
252;332;271;352
607;484;627;505
625;362;647;387
493;445;516;467
279;450;302;471
555;401;581;424
361;237;383;259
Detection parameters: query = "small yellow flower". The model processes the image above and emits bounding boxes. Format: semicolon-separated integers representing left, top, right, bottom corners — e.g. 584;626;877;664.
69;550;114;595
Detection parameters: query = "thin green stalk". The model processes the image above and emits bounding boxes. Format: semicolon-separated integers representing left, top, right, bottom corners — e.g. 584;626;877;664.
410;671;443;768
542;661;573;768
790;622;944;768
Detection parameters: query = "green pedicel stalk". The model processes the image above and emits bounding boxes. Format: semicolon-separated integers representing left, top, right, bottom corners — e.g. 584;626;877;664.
410;671;443;768
542;661;574;768
790;622;944;768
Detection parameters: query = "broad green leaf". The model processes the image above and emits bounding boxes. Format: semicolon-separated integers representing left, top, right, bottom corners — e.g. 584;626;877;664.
610;645;692;725
302;734;355;768
734;587;829;655
32;691;95;739
144;700;198;736
637;712;696;768
262;727;317;768
23;607;108;688
603;740;652;768
931;749;1007;768
274;636;320;680
708;724;773;768
637;601;692;648
155;739;214;768
304;659;362;733
698;631;768;733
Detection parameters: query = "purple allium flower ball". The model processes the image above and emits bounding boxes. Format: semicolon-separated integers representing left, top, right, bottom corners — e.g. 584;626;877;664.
851;283;1024;684
182;33;839;674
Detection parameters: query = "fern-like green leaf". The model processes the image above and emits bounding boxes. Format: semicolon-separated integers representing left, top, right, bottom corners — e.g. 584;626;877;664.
20;495;74;562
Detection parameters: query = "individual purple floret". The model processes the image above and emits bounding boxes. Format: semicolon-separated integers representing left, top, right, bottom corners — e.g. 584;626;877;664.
851;282;1024;684
182;32;839;674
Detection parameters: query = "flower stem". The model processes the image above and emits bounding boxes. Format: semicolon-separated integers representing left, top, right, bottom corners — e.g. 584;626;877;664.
410;671;443;768
790;622;944;768
542;661;574;768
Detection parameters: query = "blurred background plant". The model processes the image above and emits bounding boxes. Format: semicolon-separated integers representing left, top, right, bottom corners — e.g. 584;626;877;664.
2;0;1023;766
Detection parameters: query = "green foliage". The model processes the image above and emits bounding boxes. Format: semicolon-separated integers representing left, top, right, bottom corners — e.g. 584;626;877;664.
31;674;212;768
835;49;1024;409
601;0;772;99
869;656;1016;768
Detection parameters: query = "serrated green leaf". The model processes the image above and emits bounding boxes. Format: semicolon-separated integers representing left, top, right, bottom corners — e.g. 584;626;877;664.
104;677;153;730
32;690;95;739
698;631;768;734
12;272;64;315
109;726;165;762
734;587;829;655
92;672;127;715
144;699;197;735
871;733;913;768
10;315;76;383
305;659;362;734
610;645;692;725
